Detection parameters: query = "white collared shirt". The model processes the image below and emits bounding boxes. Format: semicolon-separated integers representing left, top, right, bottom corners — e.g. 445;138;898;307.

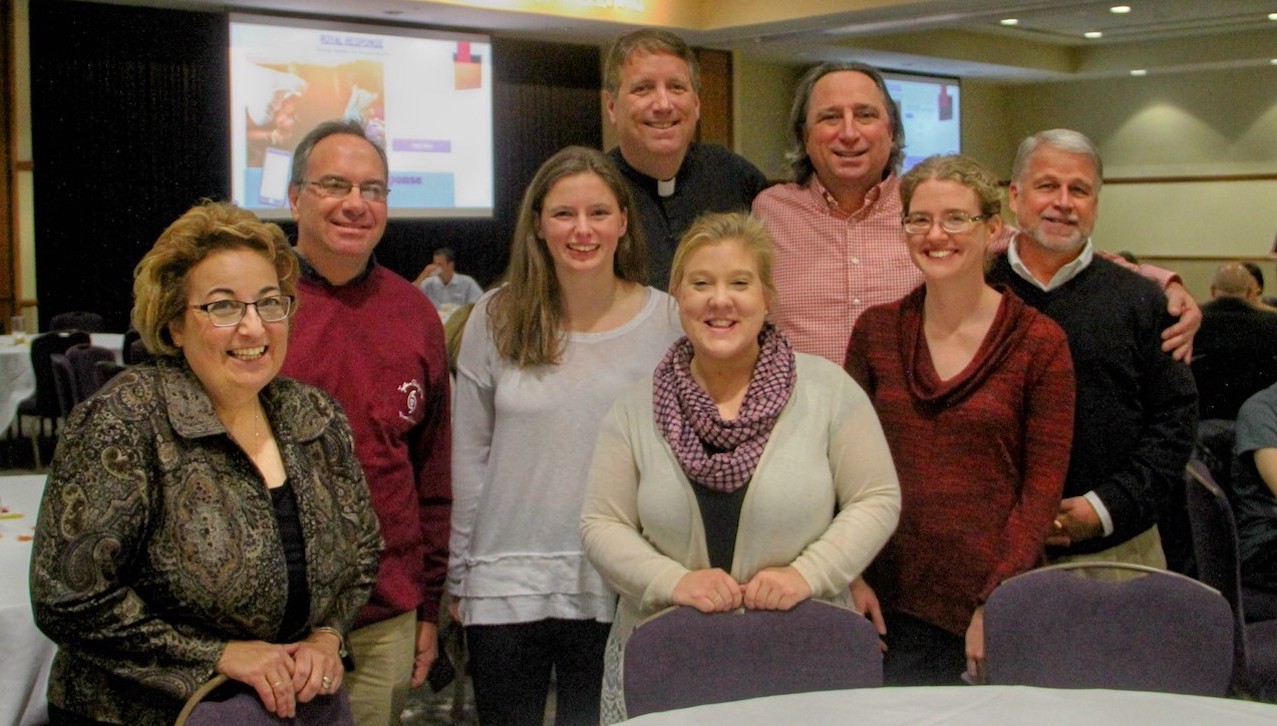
1007;236;1095;292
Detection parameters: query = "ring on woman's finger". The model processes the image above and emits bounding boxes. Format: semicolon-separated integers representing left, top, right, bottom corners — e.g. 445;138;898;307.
321;675;333;690
272;680;283;689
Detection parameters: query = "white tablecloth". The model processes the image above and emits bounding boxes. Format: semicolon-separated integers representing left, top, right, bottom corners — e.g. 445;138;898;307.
0;474;53;726
624;685;1277;725
0;333;125;432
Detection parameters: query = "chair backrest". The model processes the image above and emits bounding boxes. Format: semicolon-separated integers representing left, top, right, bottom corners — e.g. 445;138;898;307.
175;674;355;726
1184;460;1250;684
27;330;91;417
49;311;106;333
984;561;1234;697
622;600;882;718
1195;419;1237;497
66;344;118;401
95;359;127;385
50;353;77;416
125;332;153;366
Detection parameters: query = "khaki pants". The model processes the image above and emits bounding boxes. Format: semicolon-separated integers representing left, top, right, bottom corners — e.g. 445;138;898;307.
1049;525;1167;582
345;610;416;726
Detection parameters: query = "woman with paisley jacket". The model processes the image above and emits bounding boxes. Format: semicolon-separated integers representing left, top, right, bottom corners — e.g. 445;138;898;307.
30;201;382;726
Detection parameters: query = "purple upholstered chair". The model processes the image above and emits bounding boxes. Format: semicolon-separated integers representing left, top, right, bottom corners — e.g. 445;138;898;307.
984;561;1234;697
48;311;106;333
622;599;882;718
175;674;355;726
65;343;117;402
1184;459;1277;701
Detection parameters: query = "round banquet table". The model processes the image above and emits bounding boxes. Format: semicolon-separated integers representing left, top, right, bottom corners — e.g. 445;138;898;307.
623;685;1277;725
0;474;54;726
0;333;124;433
0;335;36;434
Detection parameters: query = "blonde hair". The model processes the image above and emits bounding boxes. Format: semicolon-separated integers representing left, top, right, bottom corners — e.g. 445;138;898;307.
488;146;647;367
444;303;475;375
899;154;1003;219
669;212;777;307
132;201;297;357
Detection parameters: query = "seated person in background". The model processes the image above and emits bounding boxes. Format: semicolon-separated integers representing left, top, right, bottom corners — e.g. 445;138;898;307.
845;155;1075;686
1192;262;1277;420
31;201;382;724
1242;261;1277;312
1230;383;1277;620
414;246;484;318
582;212;901;724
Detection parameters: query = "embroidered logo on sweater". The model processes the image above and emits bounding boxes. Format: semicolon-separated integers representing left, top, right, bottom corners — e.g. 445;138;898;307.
398;378;425;423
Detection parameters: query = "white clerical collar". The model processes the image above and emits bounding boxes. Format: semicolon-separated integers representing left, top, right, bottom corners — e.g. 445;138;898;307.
1008;236;1094;291
657;177;676;198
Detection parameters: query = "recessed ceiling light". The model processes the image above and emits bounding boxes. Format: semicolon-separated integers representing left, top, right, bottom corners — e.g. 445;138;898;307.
1000;18;1019;26
1269;12;1277;20
1085;31;1104;39
1130;69;1147;76
1271;58;1277;65
1110;5;1131;13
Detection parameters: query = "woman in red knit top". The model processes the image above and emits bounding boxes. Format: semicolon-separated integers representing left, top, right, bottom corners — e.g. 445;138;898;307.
844;154;1075;686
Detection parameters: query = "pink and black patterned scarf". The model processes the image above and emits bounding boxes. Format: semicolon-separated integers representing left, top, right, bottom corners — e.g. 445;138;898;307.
652;323;796;493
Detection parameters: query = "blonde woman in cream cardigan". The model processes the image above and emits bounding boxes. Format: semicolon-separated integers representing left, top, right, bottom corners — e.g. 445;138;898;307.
581;212;901;723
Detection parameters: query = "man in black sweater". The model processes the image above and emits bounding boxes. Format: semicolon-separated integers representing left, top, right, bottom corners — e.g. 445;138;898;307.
987;129;1198;574
1193;262;1277;420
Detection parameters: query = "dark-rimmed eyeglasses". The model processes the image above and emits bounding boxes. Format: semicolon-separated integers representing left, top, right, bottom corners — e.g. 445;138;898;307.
902;212;988;235
189;295;294;327
303;177;390;202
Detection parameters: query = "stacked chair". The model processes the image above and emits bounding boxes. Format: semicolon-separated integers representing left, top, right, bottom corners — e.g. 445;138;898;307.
1184;460;1277;700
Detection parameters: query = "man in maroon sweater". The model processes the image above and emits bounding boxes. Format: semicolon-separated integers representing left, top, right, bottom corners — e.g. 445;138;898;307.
282;119;452;725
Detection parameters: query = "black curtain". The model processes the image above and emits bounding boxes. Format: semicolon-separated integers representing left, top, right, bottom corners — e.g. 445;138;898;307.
30;1;601;331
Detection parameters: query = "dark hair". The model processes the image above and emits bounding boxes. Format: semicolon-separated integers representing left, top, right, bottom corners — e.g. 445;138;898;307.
289;119;389;187
786;62;905;184
488;146;647;367
603;29;701;97
434;247;457;263
1243;261;1265;292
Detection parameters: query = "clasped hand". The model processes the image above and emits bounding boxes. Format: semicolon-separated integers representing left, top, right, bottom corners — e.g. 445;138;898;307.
672;566;812;613
216;632;344;718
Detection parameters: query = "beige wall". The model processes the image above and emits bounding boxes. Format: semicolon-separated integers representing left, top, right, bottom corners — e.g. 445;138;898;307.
963;66;1277;261
734;58;802;181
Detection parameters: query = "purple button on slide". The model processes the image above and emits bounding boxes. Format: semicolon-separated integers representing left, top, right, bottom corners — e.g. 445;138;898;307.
392;139;453;152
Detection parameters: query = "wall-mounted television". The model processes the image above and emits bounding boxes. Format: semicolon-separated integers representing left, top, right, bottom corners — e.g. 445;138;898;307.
229;14;494;219
883;72;960;172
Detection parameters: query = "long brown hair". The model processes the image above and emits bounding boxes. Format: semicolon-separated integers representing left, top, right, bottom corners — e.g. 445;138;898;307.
488;146;647;367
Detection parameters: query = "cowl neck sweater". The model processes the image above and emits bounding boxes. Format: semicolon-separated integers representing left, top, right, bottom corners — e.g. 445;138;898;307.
897;283;1032;408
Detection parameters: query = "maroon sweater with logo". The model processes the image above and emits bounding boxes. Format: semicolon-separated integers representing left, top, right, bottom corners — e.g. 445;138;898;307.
283;257;452;626
845;285;1074;635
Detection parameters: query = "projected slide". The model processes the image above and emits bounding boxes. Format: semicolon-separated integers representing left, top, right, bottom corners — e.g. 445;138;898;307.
885;74;961;173
230;15;494;219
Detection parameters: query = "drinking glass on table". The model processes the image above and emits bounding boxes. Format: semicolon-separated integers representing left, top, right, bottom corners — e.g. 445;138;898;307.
10;315;27;344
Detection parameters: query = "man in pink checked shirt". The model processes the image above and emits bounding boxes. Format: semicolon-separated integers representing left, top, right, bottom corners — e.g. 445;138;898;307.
753;61;1200;365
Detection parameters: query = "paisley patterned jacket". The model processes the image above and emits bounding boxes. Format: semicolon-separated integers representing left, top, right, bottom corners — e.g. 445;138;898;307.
30;358;383;725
